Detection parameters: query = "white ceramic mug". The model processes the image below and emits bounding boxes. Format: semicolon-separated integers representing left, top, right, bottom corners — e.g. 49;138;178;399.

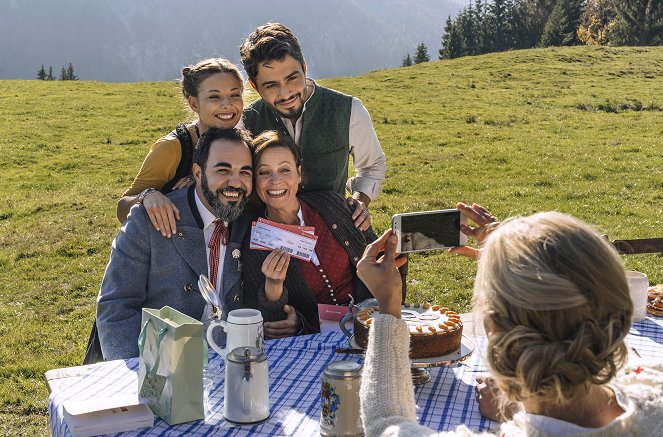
626;270;649;322
207;309;264;359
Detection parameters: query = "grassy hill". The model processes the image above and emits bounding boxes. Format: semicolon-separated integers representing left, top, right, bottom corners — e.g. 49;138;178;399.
1;45;662;434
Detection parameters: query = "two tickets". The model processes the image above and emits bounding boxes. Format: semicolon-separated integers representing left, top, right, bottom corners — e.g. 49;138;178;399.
250;218;318;261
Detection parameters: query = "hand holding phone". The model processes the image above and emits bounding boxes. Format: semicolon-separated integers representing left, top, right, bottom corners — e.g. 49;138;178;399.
392;209;467;254
356;230;407;317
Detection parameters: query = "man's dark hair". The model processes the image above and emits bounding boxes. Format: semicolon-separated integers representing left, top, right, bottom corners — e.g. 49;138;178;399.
194;127;254;169
240;22;305;82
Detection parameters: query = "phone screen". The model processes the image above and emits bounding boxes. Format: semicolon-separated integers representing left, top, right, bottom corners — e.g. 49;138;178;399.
398;210;461;252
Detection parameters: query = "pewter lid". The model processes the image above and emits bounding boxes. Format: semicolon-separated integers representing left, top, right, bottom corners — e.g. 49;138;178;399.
227;346;267;364
324;360;362;379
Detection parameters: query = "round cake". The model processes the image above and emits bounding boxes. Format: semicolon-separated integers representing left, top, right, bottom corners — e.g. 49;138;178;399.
353;303;463;359
647;285;663;317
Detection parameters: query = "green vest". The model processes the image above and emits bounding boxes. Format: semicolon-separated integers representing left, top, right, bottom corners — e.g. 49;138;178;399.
243;84;353;197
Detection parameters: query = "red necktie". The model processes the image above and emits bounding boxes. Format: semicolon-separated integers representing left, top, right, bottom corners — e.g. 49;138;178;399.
208;220;229;288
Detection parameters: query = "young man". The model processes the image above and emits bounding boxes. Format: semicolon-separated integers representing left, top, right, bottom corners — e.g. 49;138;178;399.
96;128;254;360
240;23;386;230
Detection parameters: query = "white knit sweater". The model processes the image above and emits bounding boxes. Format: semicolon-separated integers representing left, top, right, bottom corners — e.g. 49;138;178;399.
360;314;663;437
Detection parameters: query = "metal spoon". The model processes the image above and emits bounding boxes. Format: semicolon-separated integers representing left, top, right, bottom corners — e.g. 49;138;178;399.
198;274;222;318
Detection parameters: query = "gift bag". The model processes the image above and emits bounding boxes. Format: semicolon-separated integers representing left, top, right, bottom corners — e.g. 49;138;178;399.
138;306;204;425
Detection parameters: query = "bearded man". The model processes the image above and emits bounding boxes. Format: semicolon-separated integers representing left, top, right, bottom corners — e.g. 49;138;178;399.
95;128;254;360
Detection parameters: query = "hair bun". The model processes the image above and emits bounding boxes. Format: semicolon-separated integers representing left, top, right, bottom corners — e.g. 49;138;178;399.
491;319;626;402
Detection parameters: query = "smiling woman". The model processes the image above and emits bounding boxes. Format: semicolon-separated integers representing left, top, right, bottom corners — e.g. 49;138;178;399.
242;130;379;339
116;58;245;237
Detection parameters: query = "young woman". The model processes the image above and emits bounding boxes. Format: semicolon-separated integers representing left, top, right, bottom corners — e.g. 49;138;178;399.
116;58;244;237
357;208;663;436
242;130;376;338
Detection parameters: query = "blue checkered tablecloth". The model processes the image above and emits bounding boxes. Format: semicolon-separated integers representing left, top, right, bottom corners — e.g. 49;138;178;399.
48;316;663;436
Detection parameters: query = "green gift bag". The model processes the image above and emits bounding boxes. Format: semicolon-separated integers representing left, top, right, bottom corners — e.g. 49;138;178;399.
138;306;204;425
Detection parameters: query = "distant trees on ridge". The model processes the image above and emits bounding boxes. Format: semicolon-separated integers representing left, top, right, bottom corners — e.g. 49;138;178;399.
436;0;663;60
37;63;79;80
402;42;432;66
414;43;431;63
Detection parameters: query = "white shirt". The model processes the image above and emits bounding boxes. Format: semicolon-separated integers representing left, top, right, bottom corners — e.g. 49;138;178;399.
279;80;386;200
194;190;227;320
523;386;632;435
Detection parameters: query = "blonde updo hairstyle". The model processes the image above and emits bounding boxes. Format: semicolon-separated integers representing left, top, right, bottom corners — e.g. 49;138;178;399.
181;58;244;99
473;212;631;406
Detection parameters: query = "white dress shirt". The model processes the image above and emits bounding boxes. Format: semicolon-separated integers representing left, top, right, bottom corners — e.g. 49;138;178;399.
194;190;227;321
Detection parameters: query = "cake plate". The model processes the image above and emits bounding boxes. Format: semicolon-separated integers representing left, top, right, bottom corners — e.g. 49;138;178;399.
349;335;475;385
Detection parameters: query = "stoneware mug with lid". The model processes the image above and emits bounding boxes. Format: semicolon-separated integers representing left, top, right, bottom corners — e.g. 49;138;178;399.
207;308;264;359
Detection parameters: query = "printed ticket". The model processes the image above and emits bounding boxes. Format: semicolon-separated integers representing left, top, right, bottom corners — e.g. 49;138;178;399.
250;219;318;261
256;217;315;235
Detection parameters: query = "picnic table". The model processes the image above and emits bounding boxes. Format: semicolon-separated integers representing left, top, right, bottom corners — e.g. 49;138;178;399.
46;314;663;436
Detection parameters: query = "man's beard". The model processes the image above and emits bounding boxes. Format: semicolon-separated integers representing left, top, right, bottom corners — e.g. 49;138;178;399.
201;173;248;223
272;91;305;120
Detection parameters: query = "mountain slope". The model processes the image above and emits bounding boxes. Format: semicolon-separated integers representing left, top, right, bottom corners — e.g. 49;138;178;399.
0;0;461;81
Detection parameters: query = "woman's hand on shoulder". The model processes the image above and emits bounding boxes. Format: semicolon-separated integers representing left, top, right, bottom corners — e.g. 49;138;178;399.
142;191;181;237
347;197;371;231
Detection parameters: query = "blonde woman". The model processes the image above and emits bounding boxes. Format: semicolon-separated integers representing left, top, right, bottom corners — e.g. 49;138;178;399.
357;207;663;436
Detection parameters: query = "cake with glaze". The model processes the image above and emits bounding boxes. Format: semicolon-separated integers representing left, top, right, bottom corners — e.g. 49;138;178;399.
353;303;463;359
647;284;663;317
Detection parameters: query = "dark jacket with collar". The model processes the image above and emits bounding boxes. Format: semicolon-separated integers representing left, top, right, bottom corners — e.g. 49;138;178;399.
96;186;251;360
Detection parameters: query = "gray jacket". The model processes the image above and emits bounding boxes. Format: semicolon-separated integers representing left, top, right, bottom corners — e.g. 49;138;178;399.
96;186;250;360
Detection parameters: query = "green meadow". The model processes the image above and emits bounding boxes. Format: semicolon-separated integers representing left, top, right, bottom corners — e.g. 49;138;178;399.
1;45;662;434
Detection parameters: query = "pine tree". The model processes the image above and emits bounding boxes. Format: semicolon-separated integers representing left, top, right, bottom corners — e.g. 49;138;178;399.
487;0;511;51
540;0;585;46
440;17;465;59
402;53;413;66
60;66;68;80
541;1;567;46
66;63;78;80
47;66;54;80
610;0;663;45
37;65;47;80
460;3;479;55
509;0;532;49
473;0;489;53
565;0;586;45
440;16;454;59
519;0;557;48
413;43;431;63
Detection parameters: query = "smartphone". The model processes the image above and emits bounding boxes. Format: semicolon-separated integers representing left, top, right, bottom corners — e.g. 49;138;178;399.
392;209;467;253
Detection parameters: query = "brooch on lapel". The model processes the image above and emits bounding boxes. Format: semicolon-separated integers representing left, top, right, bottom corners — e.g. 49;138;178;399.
232;249;242;272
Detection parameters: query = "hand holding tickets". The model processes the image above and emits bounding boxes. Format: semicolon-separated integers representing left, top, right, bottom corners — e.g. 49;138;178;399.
250;218;318;261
